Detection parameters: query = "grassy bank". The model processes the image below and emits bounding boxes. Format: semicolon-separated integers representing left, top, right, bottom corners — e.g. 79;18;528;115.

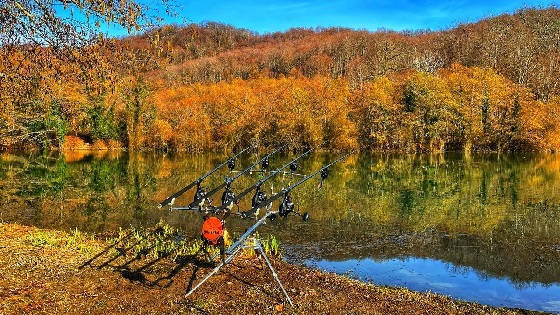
0;223;535;314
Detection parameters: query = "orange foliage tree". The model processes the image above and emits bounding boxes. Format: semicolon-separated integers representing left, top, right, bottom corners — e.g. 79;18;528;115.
3;8;560;153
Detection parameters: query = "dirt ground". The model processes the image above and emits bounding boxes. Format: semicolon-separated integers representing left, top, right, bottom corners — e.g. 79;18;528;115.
0;223;540;314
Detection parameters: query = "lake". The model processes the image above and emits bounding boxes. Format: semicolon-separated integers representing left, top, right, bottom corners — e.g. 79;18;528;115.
1;151;560;312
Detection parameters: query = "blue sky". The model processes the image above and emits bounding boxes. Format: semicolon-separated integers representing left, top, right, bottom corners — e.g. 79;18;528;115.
103;0;559;36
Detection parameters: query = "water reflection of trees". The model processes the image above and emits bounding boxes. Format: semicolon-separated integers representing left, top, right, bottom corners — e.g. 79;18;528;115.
1;151;560;284
282;153;560;285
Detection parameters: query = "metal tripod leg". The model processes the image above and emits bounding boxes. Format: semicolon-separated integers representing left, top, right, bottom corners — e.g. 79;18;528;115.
185;244;243;298
185;237;293;307
255;240;293;306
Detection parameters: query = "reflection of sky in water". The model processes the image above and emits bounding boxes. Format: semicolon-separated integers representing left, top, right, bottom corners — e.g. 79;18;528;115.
305;257;560;313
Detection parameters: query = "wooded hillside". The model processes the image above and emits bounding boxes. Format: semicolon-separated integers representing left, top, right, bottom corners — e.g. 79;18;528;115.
1;8;560;152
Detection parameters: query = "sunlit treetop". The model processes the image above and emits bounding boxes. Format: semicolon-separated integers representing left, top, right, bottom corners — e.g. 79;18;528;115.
0;0;175;47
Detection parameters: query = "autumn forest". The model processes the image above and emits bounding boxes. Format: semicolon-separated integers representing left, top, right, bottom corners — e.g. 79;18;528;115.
2;6;560;153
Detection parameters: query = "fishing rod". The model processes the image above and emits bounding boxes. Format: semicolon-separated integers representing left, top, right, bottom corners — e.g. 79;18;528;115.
158;145;253;208
179;144;289;210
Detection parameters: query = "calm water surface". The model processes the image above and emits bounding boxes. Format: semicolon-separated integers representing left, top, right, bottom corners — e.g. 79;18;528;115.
1;151;560;312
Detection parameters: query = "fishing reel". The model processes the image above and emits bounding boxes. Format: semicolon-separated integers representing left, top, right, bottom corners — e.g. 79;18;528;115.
236;184;268;219
221;180;236;212
320;167;329;180
277;193;309;221
227;158;236;171
319;166;330;188
289;161;298;172
261;156;270;170
252;185;267;208
194;184;207;207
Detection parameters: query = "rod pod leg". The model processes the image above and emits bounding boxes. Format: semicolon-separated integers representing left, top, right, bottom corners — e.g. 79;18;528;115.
255;240;293;307
185;245;243;298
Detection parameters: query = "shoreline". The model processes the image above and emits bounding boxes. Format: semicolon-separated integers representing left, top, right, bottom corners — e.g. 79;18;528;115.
0;223;537;314
1;147;557;156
